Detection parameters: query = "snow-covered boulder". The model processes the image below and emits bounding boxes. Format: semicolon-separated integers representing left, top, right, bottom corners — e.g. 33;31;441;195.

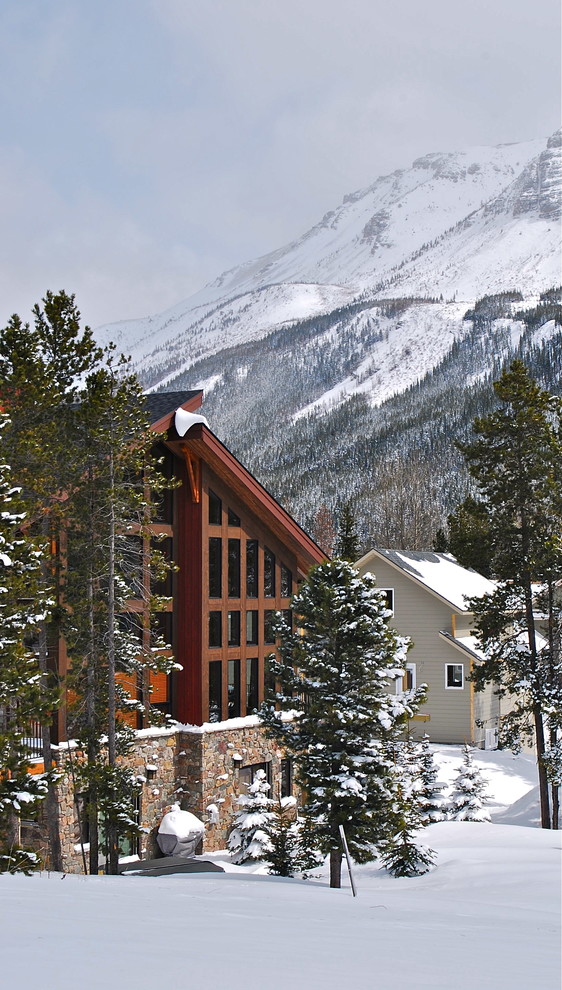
157;804;205;858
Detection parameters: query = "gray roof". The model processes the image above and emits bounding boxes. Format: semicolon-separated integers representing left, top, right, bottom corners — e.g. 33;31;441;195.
144;391;202;425
359;549;495;611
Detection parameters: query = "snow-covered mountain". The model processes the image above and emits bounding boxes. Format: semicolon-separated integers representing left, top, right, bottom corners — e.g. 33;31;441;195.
99;130;561;405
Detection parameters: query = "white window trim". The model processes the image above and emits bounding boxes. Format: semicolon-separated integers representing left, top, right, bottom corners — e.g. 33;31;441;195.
445;663;464;689
395;662;416;695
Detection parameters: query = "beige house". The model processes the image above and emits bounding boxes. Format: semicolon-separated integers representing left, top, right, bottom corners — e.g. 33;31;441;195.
355;549;500;747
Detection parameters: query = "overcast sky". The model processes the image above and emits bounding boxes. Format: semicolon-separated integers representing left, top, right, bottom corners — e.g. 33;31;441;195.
0;0;559;329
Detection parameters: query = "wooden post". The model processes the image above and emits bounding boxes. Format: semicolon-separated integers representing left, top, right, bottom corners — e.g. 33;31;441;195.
338;824;357;897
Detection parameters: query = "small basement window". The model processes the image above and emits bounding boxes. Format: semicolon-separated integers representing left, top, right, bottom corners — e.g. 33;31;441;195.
446;663;464;689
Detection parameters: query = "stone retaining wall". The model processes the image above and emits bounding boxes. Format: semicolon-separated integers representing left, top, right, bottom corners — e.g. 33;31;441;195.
52;721;291;871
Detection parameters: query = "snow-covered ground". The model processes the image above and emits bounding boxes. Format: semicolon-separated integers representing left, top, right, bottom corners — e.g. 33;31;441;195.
1;747;560;990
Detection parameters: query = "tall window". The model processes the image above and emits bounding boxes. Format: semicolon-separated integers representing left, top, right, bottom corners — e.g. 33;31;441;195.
281;609;292;632
228;507;241;526
154;448;174;524
280;563;292;598
228;539;241;598
280;758;292;798
209;490;222;525
209;537;222;598
246;658;259;714
264;547;276;597
246;610;258;645
209;661;222;721
153;611;173;650
264;610;276;644
209;611;222;648
151;536;173;596
228;610;241;647
246;540;258;598
228;659;240;719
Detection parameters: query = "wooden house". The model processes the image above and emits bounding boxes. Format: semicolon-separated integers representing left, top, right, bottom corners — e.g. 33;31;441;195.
142;389;325;726
38;391;325;867
355;548;500;747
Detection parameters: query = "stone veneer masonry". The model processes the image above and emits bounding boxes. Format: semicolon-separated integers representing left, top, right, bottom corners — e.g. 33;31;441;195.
52;718;290;873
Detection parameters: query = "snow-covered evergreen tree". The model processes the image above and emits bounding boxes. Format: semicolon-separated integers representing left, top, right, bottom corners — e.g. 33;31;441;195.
380;738;436;877
450;745;491;822
0;426;56;871
228;769;274;864
459;361;562;828
380;790;436;877
260;559;426;888
418;735;448;823
260;796;300;876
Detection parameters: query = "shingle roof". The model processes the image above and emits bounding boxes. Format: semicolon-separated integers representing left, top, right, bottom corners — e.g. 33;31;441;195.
144;391;202;424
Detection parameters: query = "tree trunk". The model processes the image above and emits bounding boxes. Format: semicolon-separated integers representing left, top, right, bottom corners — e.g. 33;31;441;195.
38;620;63;872
533;705;551;829
523;571;550;829
329;847;342;889
551;783;559;830
86;525;99;876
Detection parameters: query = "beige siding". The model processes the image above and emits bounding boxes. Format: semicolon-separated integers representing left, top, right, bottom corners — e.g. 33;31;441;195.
358;554;475;745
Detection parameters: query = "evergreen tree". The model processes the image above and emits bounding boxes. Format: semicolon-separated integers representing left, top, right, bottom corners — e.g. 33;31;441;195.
431;528;449;553
0;292;177;873
0;290;103;870
380;739;436;877
260;560;426;888
0;428;57;871
418;735;447;823
459;361;562;828
228;769;274;864
334;499;360;561
311;503;335;556
446;496;492;577
64;354;177;875
450;745;490;822
260;796;300;876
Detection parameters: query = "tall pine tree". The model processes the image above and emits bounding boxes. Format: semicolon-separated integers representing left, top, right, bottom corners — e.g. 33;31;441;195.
0;291;103;870
0;422;57;871
459;361;562;828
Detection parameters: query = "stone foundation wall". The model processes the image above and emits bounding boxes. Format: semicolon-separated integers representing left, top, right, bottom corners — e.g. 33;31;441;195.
51;721;291;871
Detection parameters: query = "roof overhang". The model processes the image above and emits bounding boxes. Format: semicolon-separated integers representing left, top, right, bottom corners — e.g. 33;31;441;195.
167;422;325;577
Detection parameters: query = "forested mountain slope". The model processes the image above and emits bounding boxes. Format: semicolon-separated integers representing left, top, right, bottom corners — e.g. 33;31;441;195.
95;132;561;548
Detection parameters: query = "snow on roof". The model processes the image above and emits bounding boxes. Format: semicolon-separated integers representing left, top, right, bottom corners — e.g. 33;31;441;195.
371;550;496;611
174;407;209;437
440;631;487;662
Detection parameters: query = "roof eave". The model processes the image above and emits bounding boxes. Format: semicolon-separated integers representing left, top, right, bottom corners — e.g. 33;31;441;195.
171;423;325;575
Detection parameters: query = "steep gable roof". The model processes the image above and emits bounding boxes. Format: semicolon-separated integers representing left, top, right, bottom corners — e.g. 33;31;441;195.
147;391;325;578
356;548;495;612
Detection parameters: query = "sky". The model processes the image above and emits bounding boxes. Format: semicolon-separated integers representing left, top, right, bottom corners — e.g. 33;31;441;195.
0;0;560;330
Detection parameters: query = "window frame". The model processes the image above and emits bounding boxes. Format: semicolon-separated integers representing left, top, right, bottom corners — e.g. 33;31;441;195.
208;490;222;526
379;588;394;614
445;663;464;690
395;661;416;695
